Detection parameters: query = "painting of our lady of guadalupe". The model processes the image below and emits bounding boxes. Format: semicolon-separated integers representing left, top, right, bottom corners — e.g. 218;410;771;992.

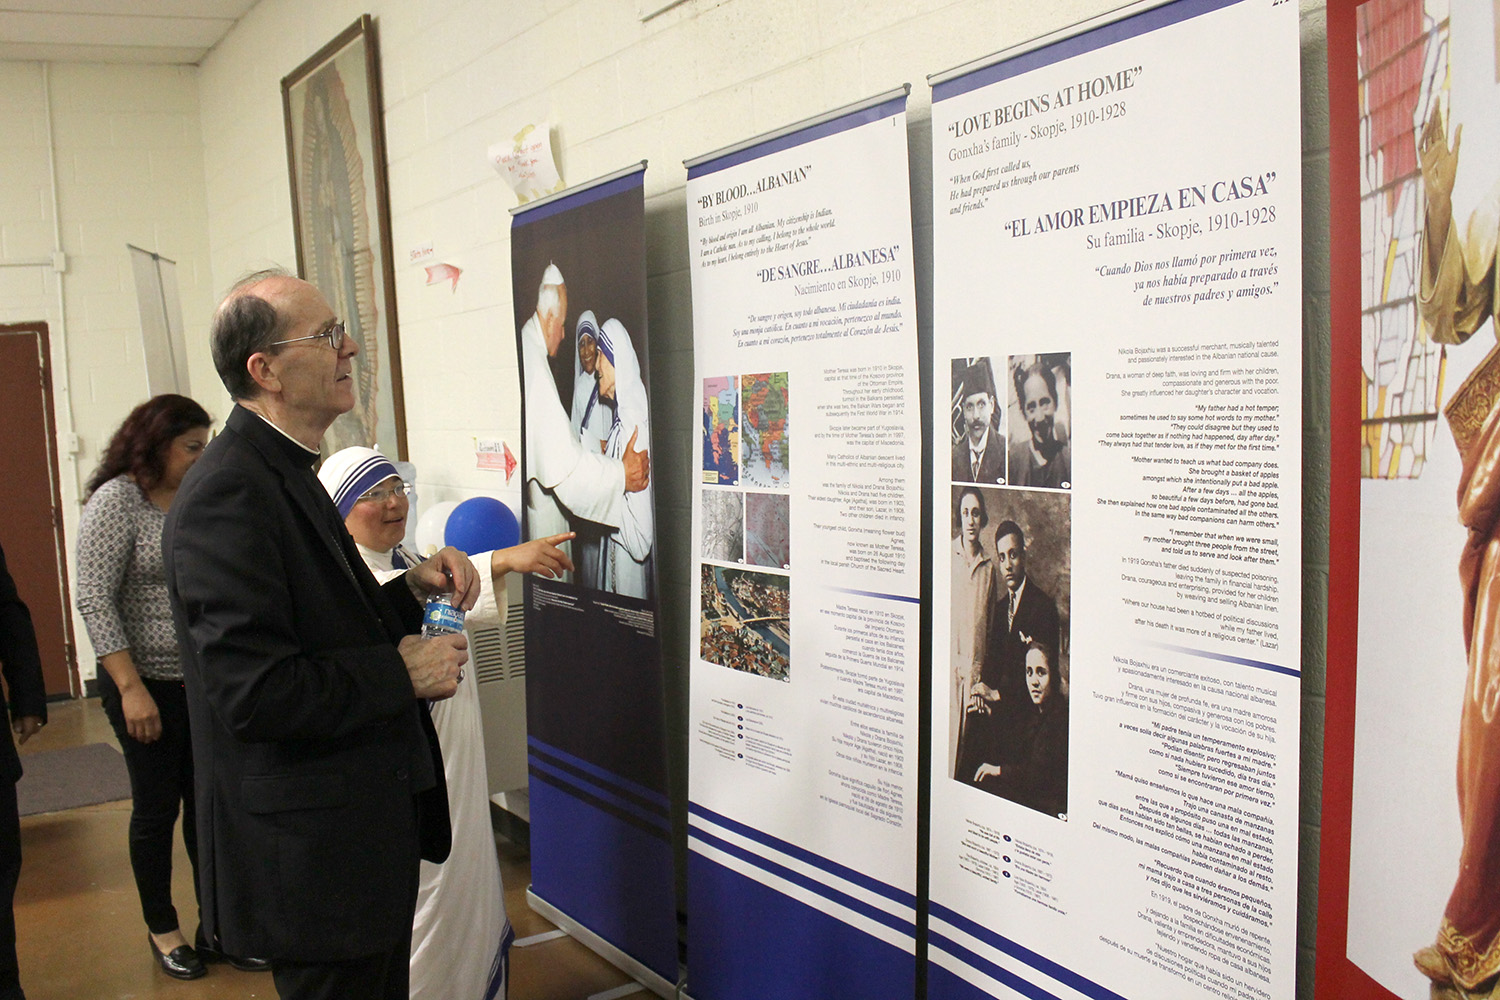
282;15;405;460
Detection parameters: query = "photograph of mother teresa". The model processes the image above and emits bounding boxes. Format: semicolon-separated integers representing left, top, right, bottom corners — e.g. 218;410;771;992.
507;176;675;971
516;261;655;602
578;311;655;599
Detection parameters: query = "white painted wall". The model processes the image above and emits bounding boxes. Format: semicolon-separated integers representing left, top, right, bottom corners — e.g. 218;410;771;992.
0;60;215;683
0;63;62;333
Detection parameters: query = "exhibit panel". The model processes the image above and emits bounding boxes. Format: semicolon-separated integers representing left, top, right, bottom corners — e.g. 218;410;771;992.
683;91;924;1000
927;1;1303;998
1320;0;1500;997
509;165;677;989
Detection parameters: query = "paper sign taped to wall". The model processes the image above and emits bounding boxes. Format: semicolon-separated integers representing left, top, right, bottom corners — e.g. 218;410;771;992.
407;241;435;267
424;263;462;291
487;123;564;204
475;437;517;482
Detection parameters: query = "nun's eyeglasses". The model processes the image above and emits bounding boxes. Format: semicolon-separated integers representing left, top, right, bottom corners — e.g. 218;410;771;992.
271;321;346;352
355;482;411;505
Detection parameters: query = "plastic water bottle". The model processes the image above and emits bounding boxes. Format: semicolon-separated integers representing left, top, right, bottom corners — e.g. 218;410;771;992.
420;594;465;638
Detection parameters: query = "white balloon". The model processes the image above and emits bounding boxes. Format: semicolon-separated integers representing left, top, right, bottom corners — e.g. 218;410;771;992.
414;500;460;557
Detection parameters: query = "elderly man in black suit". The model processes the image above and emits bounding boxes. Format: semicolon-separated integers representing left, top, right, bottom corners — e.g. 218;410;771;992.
951;358;1004;484
163;270;477;999
0;542;47;1000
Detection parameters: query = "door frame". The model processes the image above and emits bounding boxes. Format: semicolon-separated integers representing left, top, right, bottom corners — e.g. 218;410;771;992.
0;322;78;696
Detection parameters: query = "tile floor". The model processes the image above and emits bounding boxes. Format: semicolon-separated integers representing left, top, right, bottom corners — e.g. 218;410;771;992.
13;698;650;1000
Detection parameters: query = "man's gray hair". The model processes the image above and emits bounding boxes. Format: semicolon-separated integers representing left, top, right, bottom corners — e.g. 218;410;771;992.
537;281;563;324
212;267;293;401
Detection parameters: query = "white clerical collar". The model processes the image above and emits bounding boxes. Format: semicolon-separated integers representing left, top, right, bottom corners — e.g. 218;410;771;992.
355;541;396;574
254;412;320;456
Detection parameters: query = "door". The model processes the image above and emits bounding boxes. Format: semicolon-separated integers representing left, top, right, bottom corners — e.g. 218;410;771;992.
0;325;76;696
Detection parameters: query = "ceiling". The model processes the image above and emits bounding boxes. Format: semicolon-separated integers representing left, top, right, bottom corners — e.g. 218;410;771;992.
0;1;258;65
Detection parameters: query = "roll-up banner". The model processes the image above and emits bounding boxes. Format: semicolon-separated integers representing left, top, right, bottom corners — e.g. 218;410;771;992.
509;163;677;991
927;1;1302;998
1320;1;1500;998
682;90;924;1000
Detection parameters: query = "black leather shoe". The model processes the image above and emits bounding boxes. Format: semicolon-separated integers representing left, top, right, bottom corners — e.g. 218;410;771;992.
195;930;272;973
148;934;206;980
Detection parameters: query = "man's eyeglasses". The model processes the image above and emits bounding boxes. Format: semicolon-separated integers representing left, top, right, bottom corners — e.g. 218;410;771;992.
355;482;411;505
270;321;346;352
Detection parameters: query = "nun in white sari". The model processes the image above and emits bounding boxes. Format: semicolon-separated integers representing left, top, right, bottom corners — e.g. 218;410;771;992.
317;448;571;1000
569;311;612;452
569;311;611;590
593;318;655;599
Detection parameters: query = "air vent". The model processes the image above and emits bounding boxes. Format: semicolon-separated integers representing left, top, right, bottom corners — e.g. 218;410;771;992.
472;625;507;684
503;600;526;679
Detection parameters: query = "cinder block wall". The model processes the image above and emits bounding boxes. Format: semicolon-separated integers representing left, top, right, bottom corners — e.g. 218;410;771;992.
0;61;214;677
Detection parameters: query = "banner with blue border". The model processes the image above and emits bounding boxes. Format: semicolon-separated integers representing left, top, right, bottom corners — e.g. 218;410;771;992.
683;89;924;1000
926;0;1302;998
510;165;677;983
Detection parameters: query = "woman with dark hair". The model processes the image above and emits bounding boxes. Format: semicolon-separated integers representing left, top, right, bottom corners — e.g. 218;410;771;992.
76;394;265;981
972;639;1069;818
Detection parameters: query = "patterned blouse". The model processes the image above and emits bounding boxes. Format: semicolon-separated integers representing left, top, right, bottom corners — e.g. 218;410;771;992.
76;475;183;681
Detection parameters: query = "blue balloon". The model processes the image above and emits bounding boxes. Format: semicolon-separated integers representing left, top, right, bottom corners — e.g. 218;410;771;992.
444;496;519;555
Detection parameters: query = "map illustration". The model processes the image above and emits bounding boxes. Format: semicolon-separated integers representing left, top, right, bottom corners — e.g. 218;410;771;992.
741;372;789;488
745;491;789;569
701;489;744;563
700;564;790;682
702;376;739;485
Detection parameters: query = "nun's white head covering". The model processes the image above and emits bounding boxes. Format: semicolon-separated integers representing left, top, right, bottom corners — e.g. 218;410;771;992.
598;318;648;448
317;446;400;519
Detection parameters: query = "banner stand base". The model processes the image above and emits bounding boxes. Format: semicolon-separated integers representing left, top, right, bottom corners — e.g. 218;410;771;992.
525;888;678;999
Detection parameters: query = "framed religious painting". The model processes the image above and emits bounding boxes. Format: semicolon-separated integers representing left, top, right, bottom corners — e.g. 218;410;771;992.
281;13;407;459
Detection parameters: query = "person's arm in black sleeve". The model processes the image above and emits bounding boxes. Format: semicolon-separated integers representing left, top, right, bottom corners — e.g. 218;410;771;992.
0;543;48;741
381;576;423;634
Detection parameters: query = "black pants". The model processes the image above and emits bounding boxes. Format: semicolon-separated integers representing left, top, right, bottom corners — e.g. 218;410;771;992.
271;930;412;1000
270;794;420;1000
98;673;198;935
0;779;22;999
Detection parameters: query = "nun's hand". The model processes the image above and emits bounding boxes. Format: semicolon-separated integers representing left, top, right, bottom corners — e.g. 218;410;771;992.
495;533;575;579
